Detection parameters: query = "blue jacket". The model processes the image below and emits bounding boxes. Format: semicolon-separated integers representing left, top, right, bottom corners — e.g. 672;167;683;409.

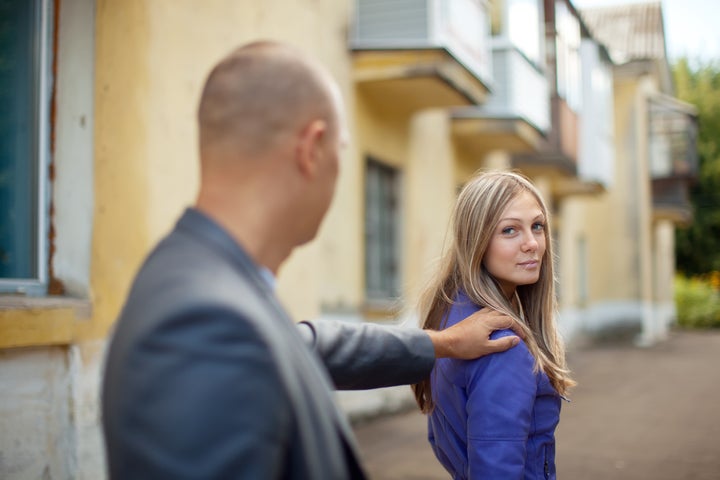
427;291;562;479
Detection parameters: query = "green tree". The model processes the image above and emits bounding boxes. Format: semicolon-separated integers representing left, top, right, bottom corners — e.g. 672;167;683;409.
673;58;720;275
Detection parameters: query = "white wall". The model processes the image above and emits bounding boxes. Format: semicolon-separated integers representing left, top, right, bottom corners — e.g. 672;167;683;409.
70;341;107;480
0;342;107;480
0;347;74;479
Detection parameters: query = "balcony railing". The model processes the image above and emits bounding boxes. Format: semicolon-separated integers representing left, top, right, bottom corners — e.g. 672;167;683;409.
351;0;492;84
479;39;549;132
649;95;699;180
648;94;698;222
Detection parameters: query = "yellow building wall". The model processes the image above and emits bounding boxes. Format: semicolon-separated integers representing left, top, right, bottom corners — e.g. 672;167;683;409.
351;95;459;315
555;76;648;310
403;110;457;308
308;88;408;318
1;0;360;340
95;0;360;331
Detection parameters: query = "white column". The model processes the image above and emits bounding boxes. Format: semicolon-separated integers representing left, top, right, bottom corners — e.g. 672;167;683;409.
635;79;658;347
653;219;677;340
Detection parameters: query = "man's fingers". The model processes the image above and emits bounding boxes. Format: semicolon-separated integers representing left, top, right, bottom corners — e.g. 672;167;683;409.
485;335;521;353
473;309;526;339
505;320;526;339
480;311;512;328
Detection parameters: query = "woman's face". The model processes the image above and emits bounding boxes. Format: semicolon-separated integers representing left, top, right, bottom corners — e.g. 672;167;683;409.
483;190;546;297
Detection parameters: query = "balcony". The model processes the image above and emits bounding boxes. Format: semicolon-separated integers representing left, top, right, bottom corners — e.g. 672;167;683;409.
451;38;548;156
508;0;583;190
351;0;493;112
649;94;699;224
578;38;614;189
511;93;579;186
514;26;614;197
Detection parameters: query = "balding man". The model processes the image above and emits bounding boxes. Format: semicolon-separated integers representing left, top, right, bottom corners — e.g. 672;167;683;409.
101;41;520;479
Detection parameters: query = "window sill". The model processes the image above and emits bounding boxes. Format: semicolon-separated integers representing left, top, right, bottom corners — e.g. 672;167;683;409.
0;295;92;349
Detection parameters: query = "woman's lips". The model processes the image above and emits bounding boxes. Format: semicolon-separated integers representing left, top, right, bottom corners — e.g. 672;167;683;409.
518;260;539;269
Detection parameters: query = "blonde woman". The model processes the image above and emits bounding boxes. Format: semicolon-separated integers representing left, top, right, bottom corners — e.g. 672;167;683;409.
412;171;575;479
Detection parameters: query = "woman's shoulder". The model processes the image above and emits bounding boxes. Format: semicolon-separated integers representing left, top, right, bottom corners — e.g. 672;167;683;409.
443;290;482;328
437;329;534;389
485;329;534;371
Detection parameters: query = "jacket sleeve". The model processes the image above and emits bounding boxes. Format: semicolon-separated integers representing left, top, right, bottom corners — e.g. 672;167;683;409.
465;329;537;480
110;307;292;479
299;319;436;390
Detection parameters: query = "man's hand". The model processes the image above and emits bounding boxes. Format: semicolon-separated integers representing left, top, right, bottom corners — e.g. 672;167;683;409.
425;309;523;359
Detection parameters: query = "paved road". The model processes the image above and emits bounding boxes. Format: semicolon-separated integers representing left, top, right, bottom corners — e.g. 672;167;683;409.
353;329;720;479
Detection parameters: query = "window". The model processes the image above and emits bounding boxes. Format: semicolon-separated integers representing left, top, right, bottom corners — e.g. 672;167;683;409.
364;158;400;301
0;0;52;294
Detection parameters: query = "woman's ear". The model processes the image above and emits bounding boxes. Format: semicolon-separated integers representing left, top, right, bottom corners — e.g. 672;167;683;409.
295;119;327;178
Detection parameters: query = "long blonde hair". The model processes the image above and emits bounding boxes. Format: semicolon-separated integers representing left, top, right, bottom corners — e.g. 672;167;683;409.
412;171;575;413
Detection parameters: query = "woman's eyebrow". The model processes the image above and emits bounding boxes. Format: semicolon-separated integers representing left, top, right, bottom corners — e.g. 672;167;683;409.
498;213;545;223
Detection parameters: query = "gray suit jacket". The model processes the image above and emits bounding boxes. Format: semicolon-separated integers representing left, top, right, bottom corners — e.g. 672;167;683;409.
102;208;436;479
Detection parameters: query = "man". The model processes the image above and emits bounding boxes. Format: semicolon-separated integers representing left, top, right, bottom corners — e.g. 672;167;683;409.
102;41;520;479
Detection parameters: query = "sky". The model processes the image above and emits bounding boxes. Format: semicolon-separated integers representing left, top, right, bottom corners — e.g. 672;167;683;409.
572;0;720;63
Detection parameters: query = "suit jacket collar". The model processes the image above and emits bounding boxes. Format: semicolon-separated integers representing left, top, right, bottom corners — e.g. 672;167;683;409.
176;207;273;292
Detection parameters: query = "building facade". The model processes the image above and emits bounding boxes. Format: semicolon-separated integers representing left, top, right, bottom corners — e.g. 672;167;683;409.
565;1;698;345
0;0;696;477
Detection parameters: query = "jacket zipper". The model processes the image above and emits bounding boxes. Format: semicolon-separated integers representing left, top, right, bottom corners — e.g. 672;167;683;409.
544;445;550;479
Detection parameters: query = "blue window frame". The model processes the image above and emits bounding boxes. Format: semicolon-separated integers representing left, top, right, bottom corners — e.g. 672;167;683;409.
0;0;53;294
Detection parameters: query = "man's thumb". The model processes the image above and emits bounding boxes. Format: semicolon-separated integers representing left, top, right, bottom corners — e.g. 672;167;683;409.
488;336;520;353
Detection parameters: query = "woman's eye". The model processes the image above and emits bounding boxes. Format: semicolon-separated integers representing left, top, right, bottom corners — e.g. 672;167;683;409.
532;222;545;232
502;227;516;235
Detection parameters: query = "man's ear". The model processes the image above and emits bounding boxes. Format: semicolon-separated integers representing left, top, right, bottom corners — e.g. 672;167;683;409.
296;119;327;178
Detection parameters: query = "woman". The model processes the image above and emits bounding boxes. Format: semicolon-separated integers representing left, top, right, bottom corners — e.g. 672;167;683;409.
412;171;575;479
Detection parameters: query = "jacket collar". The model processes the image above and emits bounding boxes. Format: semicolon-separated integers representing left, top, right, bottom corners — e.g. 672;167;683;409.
175;207;273;293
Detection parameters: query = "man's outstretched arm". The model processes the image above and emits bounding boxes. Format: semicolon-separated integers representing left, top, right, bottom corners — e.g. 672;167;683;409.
299;308;521;390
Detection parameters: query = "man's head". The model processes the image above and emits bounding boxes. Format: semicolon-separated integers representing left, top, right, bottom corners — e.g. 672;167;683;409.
196;41;348;263
198;41;343;159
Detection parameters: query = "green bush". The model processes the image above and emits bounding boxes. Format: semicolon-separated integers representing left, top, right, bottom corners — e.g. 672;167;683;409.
674;275;720;328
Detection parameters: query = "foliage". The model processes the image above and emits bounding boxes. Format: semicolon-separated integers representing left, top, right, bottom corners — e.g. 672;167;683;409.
674;274;720;328
672;58;720;275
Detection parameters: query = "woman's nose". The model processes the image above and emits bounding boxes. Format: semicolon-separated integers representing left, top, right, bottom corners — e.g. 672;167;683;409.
522;233;538;252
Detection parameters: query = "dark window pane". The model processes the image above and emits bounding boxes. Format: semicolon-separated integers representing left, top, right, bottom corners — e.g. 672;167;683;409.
365;159;400;299
0;0;39;279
